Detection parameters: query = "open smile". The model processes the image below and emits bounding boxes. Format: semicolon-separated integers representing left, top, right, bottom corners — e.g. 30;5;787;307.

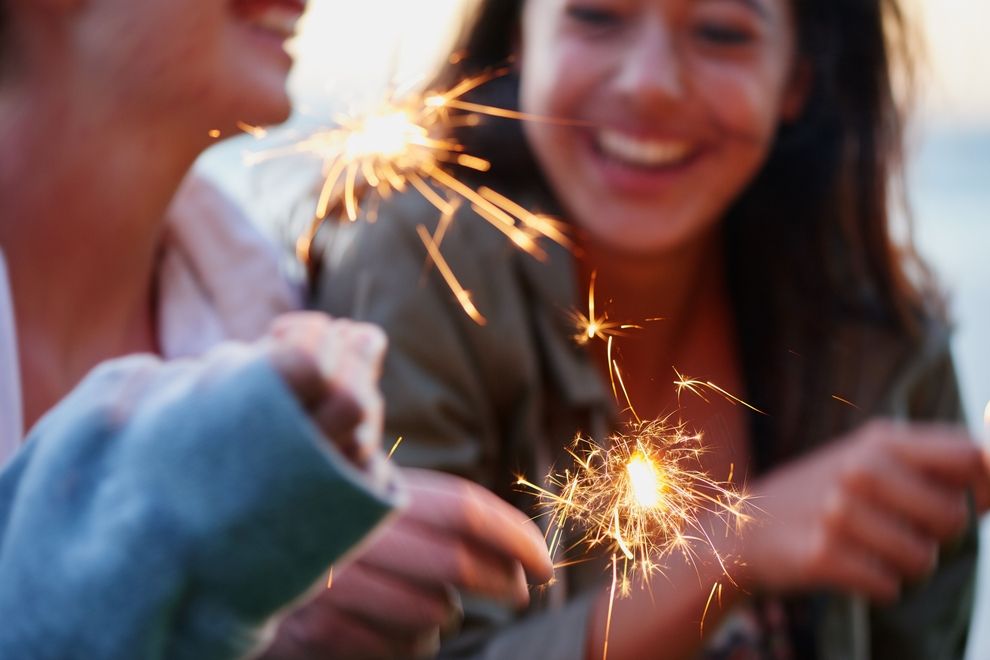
595;129;696;169
232;0;307;41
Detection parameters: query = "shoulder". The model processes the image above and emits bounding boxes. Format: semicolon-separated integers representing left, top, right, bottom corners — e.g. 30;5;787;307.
159;174;299;353
310;189;544;327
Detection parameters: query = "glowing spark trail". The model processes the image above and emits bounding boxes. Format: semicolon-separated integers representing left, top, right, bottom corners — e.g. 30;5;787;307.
518;277;760;656
249;70;572;322
674;368;766;416
518;420;751;658
568;271;645;346
517;421;750;597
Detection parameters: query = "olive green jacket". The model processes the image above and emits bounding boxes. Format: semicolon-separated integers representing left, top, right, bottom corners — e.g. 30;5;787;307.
311;191;975;660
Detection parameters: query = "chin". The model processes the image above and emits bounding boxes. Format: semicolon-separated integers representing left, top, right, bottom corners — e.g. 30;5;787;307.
232;75;294;127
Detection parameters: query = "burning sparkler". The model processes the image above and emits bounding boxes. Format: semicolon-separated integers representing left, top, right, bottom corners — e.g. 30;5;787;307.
518;275;759;657
245;70;574;324
517;420;750;598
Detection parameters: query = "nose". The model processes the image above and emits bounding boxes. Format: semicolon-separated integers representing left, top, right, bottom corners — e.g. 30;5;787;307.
613;19;685;107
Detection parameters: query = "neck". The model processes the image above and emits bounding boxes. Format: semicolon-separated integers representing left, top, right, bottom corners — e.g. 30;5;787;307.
0;72;203;425
576;227;734;423
576;227;725;328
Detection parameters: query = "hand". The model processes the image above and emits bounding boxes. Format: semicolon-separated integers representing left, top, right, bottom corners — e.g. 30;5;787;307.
266;312;387;467
730;420;990;602
263;469;555;659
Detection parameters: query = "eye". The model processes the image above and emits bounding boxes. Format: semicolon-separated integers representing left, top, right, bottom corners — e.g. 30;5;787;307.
566;5;622;29
694;22;755;46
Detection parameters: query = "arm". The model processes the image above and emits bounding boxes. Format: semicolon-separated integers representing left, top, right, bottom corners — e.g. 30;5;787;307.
0;334;397;660
867;341;979;659
586;333;989;660
291;197;561;659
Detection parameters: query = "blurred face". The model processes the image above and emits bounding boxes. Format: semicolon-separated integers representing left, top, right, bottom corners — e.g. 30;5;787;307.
78;0;307;130
518;0;804;254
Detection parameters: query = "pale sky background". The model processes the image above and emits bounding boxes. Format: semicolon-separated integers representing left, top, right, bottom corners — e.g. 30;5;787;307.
284;0;990;126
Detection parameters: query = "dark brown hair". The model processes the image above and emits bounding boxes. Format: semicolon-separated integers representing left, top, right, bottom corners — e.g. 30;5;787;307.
428;0;935;466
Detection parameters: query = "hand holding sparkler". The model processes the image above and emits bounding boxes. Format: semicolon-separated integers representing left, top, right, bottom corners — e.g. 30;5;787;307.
267;312;388;473
731;420;990;602
263;468;554;659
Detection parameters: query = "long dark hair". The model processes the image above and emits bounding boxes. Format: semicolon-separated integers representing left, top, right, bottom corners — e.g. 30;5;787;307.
428;0;936;465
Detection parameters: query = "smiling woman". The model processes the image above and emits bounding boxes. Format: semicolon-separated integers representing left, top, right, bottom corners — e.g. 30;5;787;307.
306;0;988;658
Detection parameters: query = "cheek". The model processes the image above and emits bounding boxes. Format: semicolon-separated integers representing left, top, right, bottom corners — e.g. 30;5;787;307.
106;9;224;104
693;62;789;147
520;34;602;118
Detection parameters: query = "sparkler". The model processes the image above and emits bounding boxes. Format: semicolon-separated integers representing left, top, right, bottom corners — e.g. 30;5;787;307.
245;70;574;323
517;419;750;598
518;275;758;657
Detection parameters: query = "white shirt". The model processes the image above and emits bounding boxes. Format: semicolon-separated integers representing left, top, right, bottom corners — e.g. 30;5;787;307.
0;175;299;467
0;251;23;464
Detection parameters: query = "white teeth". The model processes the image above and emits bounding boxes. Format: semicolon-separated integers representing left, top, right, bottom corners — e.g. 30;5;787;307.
243;7;300;38
597;129;692;167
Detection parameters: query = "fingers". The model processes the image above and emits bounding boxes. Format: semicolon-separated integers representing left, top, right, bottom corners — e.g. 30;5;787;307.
844;452;970;541
816;540;901;603
403;469;555;584
267;312;388;463
359;513;532;607
885;423;986;487
271;599;430;660
265;342;327;410
318;320;388;462
309;383;362;449
825;492;936;581
322;561;460;635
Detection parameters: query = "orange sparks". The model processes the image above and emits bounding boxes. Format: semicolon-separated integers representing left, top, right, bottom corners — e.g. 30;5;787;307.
416;225;486;325
831;394;861;410
569;272;642;346
517;419;751;597
673;368;766;415
235;121;268;139
252;70;571;324
387;436;404;461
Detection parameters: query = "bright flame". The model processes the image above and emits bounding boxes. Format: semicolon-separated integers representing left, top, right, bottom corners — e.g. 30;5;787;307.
626;452;663;510
341;110;428;163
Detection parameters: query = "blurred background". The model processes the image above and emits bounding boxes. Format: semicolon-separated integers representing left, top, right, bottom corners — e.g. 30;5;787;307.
198;1;990;654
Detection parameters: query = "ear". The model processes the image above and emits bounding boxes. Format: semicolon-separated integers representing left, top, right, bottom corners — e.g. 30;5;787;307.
781;58;812;122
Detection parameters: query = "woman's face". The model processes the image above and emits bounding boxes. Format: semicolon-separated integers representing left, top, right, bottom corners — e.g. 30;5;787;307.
77;0;307;130
518;0;805;254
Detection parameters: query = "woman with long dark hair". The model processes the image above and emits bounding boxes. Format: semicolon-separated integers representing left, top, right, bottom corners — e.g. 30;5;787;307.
306;0;990;657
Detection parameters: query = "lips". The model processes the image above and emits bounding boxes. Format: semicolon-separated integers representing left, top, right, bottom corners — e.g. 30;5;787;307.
596;128;694;168
232;0;307;39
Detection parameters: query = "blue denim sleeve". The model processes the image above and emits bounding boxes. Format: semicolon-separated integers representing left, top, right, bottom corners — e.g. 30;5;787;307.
0;347;397;660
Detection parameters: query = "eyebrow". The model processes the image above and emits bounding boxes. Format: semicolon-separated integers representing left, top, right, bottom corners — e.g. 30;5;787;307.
703;0;772;20
741;0;771;18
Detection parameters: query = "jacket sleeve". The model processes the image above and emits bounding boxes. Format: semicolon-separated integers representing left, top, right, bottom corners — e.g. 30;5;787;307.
0;345;397;660
867;335;977;660
311;201;525;489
